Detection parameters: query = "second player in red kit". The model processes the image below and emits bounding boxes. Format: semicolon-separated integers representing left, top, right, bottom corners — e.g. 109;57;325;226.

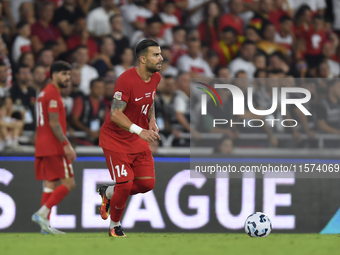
98;39;163;237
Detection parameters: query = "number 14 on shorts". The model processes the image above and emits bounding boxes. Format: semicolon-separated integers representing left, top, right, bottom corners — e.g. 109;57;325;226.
115;164;128;177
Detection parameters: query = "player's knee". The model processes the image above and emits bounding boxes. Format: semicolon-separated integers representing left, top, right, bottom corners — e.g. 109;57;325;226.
62;179;76;191
116;181;133;196
137;178;155;193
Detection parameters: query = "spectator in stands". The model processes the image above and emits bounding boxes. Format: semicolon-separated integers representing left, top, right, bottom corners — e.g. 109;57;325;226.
110;14;130;65
274;15;294;55
3;0;32;29
155;75;177;134
159;0;180;45
171;72;200;144
206;50;220;74
317;60;331;79
91;36;115;76
72;45;99;95
257;22;288;56
0;36;12;87
87;0;118;38
53;0;85;38
70;65;84;99
245;25;262;44
161;56;179;78
104;69;116;81
316;80;340;147
219;0;243;36
103;79;115;110
0;62;8;98
216;136;234;155
217;66;231;79
198;0;222;47
67;16;98;60
114;47;134;77
228;40;256;78
30;2;67;57
12;21;32;64
71;78;106;145
18;52;35;71
18;1;36;25
253;54;267;70
249;0;273;33
322;42;340;78
10;64;35;131
130;15;166;48
121;0;153;37
269;0;293;31
0;98;25;151
292;0;326;15
170;26;187;66
32;65;46;92
268;51;289;74
212;26;245;66
177;38;214;78
37;47;54;78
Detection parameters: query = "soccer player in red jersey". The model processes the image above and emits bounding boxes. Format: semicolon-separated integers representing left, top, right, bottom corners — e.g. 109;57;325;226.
32;61;77;235
98;39;162;237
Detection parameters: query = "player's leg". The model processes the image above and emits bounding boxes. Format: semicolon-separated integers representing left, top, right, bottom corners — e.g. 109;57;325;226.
130;150;155;195
98;184;114;220
39;180;58;234
103;149;134;237
33;156;75;234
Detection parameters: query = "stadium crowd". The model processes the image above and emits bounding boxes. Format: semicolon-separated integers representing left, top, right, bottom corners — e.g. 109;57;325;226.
0;0;340;152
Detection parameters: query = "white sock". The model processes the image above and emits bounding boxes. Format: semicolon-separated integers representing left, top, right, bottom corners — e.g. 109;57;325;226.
105;185;114;199
5;136;12;146
38;205;50;218
110;220;121;229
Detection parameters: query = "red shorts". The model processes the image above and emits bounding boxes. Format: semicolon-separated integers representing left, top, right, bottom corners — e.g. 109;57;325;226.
35;155;74;181
103;149;154;183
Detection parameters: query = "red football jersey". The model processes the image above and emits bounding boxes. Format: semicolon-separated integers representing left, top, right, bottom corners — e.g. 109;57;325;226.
99;67;161;154
35;84;66;157
303;28;326;55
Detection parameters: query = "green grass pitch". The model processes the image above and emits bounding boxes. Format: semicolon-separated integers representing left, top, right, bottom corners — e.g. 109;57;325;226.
0;233;338;255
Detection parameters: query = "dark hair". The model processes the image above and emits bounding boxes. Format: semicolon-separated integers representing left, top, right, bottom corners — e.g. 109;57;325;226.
38;47;53;58
172;25;185;34
98;35;114;52
164;0;175;6
16;21;29;30
33;64;45;72
313;14;324;21
242;40;256;47
279;15;292;24
135;39;159;58
222;26;238;36
146;15;163;26
17;64;30;73
161;45;170;51
74;45;88;52
38;1;54;11
109;14;122;24
163;74;174;79
294;4;311;25
268;69;284;75
50;61;71;78
270;51;287;63
90;78;103;89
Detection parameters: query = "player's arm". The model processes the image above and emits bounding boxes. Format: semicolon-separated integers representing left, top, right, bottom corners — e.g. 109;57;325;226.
110;99;161;142
49;112;76;161
148;101;159;133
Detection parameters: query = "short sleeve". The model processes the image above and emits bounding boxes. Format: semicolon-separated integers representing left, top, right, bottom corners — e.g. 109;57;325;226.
174;95;186;113
113;78;130;103
47;93;61;113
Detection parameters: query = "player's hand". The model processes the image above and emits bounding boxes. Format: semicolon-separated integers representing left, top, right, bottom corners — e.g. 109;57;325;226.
64;144;77;162
149;119;159;133
139;130;161;143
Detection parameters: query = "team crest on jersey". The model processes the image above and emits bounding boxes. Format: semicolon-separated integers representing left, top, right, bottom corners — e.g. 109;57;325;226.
114;91;122;100
49;100;57;108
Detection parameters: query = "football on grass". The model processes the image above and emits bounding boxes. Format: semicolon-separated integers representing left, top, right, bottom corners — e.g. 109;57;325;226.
244;212;272;237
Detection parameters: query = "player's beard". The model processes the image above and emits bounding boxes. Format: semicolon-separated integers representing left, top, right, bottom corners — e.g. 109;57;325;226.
146;62;162;73
57;79;69;89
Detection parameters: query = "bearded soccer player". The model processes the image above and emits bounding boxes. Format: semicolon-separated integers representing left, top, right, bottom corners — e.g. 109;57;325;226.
32;61;76;235
98;39;162;237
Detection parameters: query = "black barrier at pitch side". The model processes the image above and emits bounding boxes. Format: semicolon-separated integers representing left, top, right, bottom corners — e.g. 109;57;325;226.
1;157;340;233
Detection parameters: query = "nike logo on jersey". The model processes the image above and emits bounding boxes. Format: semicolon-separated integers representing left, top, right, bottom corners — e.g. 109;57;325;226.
135;97;143;101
